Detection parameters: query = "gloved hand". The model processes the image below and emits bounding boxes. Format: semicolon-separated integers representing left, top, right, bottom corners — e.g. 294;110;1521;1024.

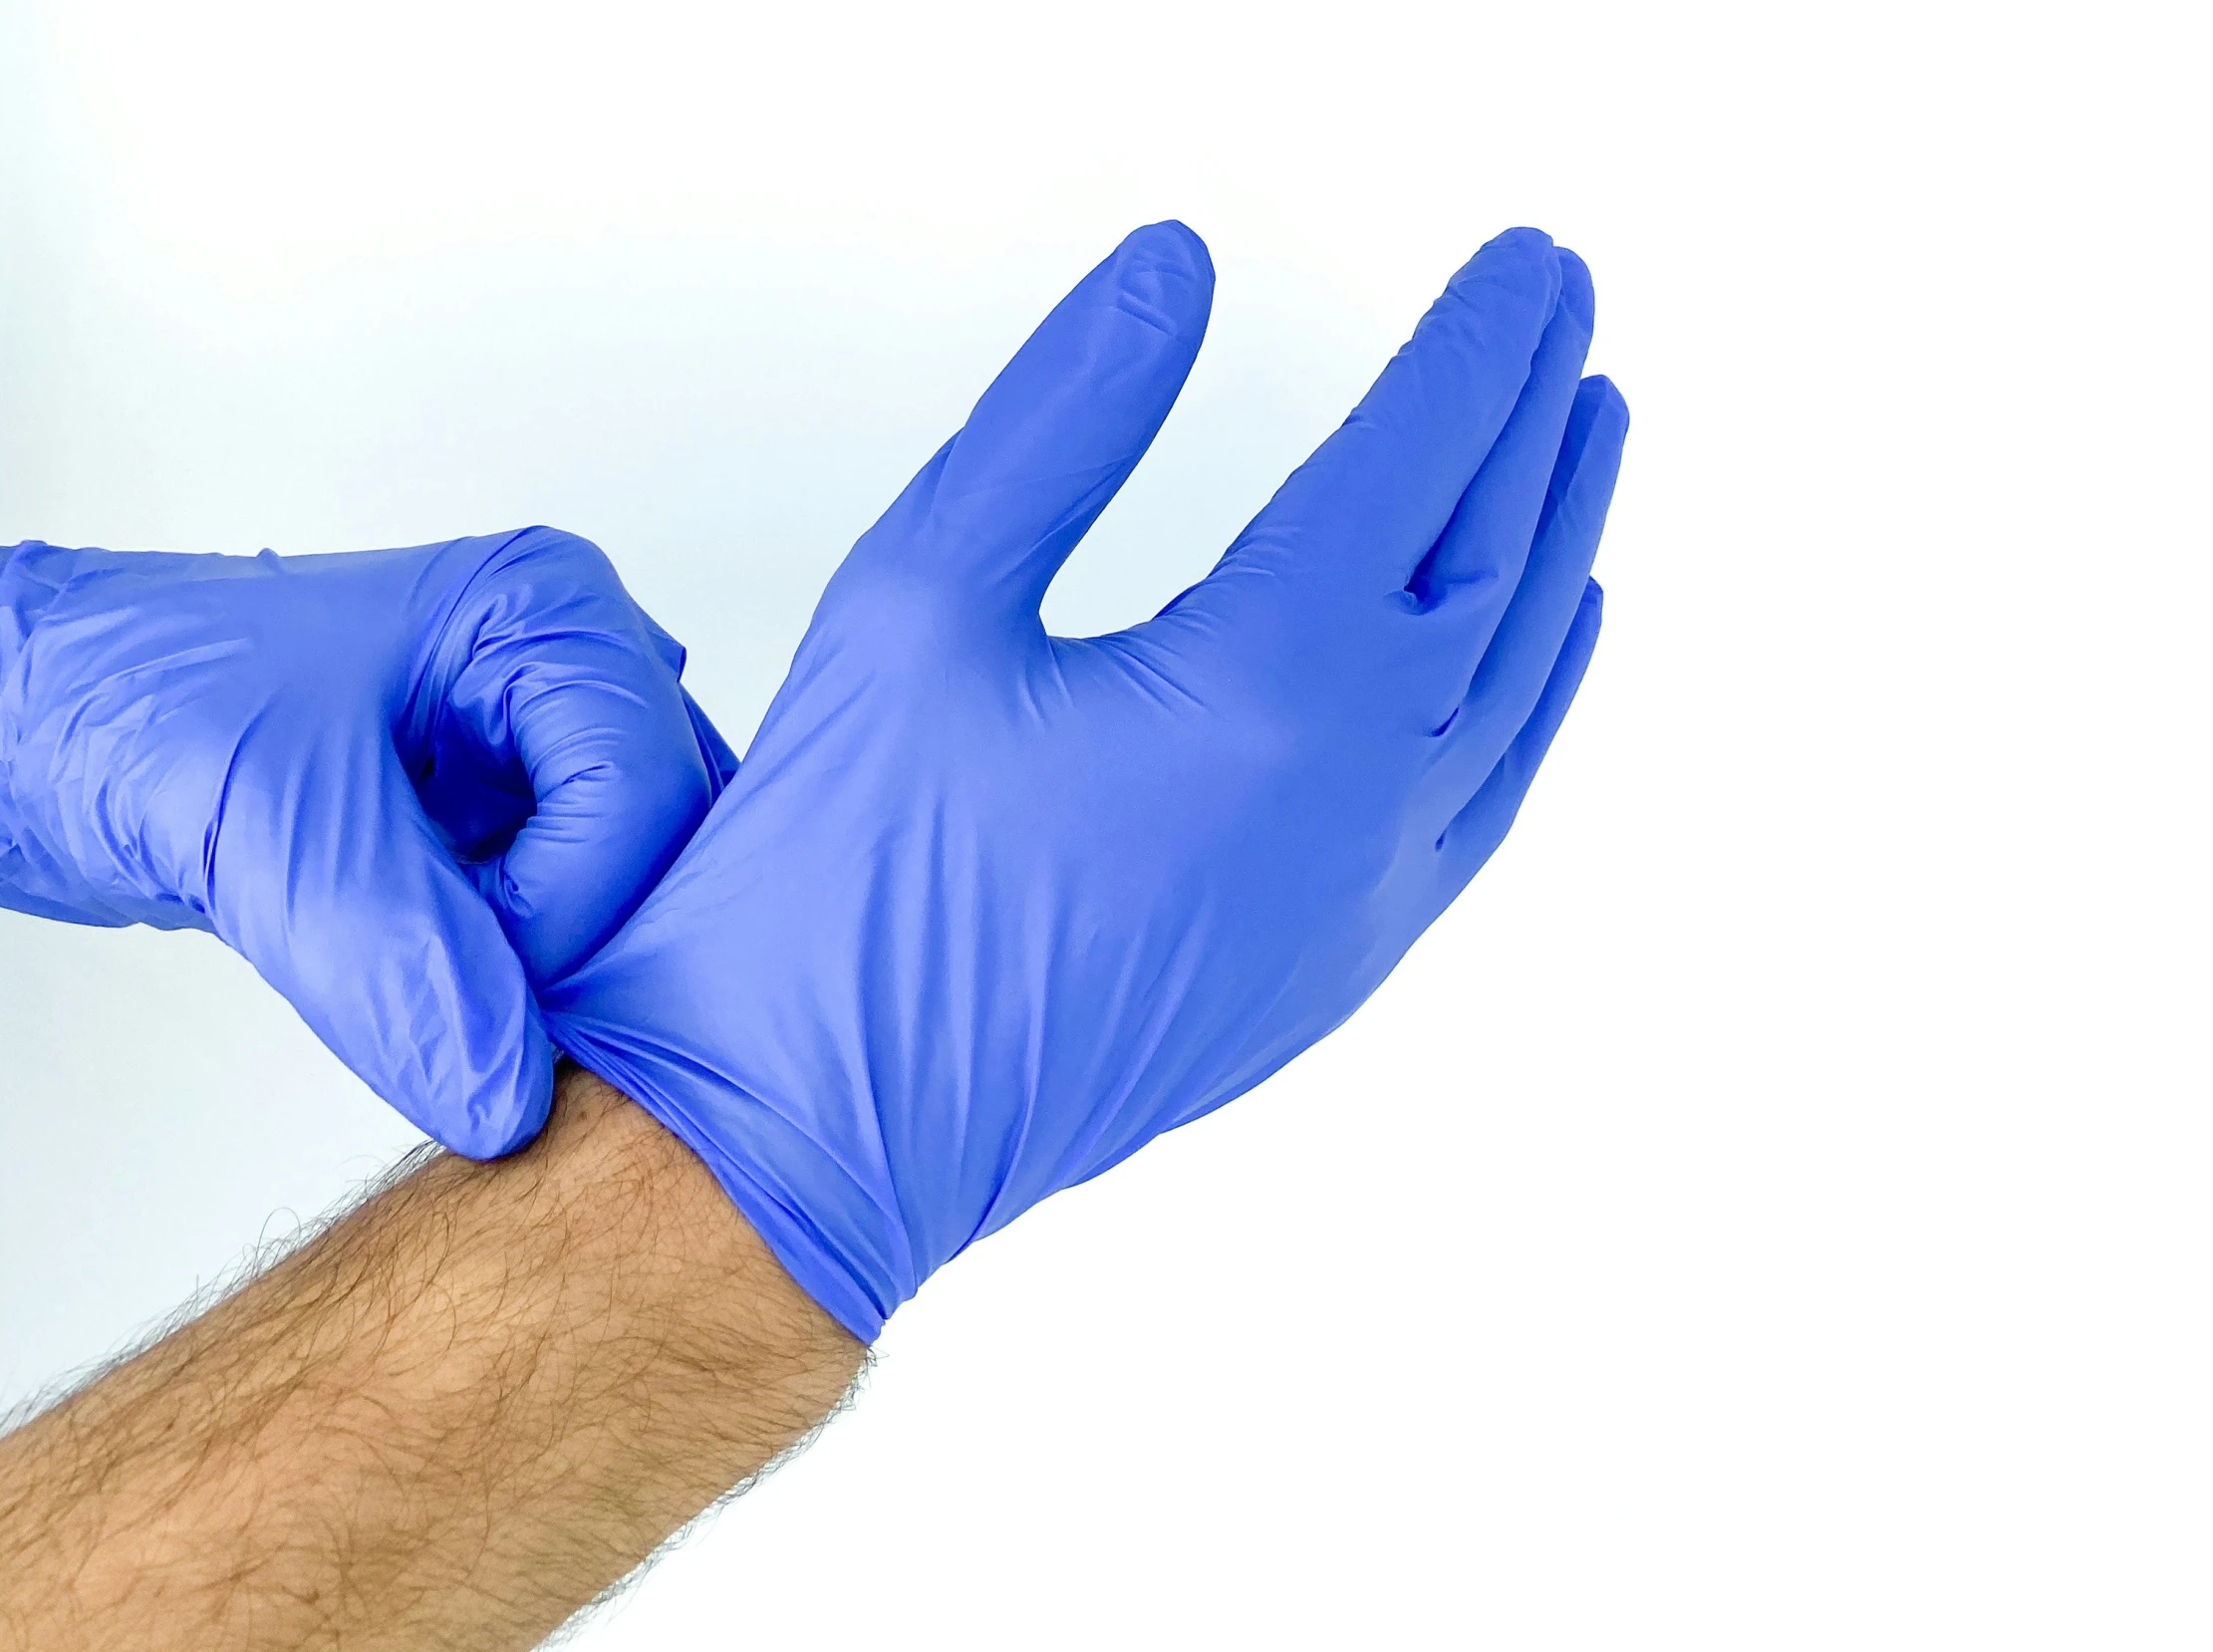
546;223;1626;1340
0;526;734;1155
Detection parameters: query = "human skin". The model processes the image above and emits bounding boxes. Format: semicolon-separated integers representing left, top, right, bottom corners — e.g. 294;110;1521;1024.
0;224;1613;1648
0;1065;865;1652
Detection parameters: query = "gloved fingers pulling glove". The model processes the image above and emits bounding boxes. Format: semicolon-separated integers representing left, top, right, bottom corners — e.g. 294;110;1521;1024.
409;528;740;984
0;527;732;1158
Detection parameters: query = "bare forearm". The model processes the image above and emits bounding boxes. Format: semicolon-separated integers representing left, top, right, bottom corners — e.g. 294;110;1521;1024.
0;1066;865;1651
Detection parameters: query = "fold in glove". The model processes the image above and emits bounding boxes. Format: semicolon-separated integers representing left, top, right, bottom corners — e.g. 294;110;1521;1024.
0;526;735;1155
546;222;1628;1341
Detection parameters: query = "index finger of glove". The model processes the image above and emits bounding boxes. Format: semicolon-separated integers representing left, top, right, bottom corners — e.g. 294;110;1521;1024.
1222;228;1562;599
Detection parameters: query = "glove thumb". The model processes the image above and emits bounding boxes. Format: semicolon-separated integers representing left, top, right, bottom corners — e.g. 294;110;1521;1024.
853;220;1215;627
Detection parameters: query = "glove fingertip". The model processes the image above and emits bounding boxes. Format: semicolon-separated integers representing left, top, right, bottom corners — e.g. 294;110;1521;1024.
1125;219;1215;284
1451;227;1560;305
1574;374;1630;432
1094;221;1215;348
1554;247;1595;332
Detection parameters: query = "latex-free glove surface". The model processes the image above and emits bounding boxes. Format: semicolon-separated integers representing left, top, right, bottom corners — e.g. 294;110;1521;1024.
0;526;734;1155
548;224;1626;1340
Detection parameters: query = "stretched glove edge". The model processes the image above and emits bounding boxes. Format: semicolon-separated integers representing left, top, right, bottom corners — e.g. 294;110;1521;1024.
551;1028;899;1344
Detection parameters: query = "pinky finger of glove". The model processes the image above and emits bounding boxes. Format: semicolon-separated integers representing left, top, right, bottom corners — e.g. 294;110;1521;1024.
213;722;554;1158
1435;577;1603;895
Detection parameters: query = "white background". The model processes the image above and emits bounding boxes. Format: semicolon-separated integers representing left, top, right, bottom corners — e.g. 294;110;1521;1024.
2;1;2206;1645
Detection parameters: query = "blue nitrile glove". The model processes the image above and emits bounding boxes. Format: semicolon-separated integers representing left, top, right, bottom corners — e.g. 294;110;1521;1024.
0;526;735;1155
545;224;1625;1340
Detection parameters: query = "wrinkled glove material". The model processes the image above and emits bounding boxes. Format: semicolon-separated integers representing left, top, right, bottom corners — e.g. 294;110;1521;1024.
546;223;1627;1342
0;527;735;1156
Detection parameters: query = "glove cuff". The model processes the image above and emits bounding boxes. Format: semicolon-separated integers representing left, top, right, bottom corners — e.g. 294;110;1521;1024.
547;1022;902;1343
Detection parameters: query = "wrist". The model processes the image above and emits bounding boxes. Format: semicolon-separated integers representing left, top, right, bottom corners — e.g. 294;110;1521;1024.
0;1062;864;1651
548;1019;904;1345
